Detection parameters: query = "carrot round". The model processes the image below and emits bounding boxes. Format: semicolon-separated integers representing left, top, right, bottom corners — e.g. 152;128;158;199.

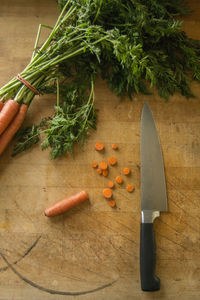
102;169;108;177
0;99;20;135
108;156;117;166
108;200;116;207
0;104;28;155
92;161;98;168
0;102;4;112
108;181;114;188
103;188;112;199
95;142;104;151
115;175;123;184
97;168;103;175
45;191;88;217
123;167;131;175
99;161;108;170
126;184;135;192
112;144;118;150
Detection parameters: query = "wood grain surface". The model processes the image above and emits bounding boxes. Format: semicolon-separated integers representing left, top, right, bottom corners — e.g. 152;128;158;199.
0;1;200;299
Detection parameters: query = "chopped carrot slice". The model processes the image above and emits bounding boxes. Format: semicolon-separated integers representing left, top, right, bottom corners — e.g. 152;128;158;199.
99;161;108;170
103;169;109;177
95;142;104;151
108;181;114;188
108;156;117;166
108;200;116;208
103;188;112;199
97;168;103;175
126;184;135;192
123;167;131;175
115;176;123;184
112;144;118;150
92;161;98;168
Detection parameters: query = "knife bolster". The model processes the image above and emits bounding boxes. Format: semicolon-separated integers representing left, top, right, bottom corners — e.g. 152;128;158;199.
141;210;160;223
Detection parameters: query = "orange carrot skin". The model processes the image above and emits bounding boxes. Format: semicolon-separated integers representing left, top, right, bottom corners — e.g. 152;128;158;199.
0;99;20;134
95;142;104;151
0;102;4;112
45;191;88;217
0;104;28;155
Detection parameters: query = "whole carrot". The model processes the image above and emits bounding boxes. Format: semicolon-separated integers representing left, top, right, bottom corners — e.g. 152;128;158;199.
0;99;20;134
44;191;89;217
0;104;28;155
0;102;4;112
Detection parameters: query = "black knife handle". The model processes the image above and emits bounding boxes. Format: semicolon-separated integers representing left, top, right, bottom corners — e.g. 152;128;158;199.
140;223;160;291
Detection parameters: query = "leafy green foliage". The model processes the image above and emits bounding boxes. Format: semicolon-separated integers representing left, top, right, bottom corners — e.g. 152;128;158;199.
3;0;200;158
12;125;40;157
12;81;97;159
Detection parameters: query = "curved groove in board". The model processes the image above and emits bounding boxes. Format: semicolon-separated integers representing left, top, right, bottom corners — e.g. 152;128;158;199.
0;235;41;272
0;252;117;296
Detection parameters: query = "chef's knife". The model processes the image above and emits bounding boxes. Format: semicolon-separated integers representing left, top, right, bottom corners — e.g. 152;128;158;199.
140;102;168;291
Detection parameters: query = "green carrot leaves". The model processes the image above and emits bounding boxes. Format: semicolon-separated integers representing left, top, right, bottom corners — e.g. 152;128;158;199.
1;0;200;158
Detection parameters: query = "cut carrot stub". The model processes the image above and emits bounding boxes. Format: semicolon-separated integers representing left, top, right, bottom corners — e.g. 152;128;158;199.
123;167;131;175
126;184;135;192
108;181;114;188
103;169;109;177
108;156;117;166
0;99;20;135
99;161;108;170
97;168;103;175
95;142;104;151
44;191;89;217
115;176;123;184
112;144;118;150
103;188;112;199
92;161;98;168
108;200;116;208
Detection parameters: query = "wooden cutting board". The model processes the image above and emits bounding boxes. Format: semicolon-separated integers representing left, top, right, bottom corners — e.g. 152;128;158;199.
0;1;200;299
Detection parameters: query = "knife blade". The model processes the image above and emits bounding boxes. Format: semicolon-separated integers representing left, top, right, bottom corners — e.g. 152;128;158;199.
140;102;168;291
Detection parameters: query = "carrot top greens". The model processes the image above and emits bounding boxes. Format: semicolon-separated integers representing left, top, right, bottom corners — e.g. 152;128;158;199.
0;0;200;158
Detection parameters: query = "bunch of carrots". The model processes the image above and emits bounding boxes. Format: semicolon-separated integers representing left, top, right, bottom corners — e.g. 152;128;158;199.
0;99;28;155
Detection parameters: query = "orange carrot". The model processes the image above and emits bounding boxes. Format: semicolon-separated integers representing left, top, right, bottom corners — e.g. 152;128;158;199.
0;99;20;135
99;161;108;170
102;169;108;177
103;188;112;199
95;142;104;151
115;175;123;184
108;156;117;166
112;143;118;150
108;181;114;188
0;104;28;155
92;161;98;168
108;200;116;207
97;168;103;175
126;184;135;192
45;191;88;217
0;102;4;112
123;167;131;175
